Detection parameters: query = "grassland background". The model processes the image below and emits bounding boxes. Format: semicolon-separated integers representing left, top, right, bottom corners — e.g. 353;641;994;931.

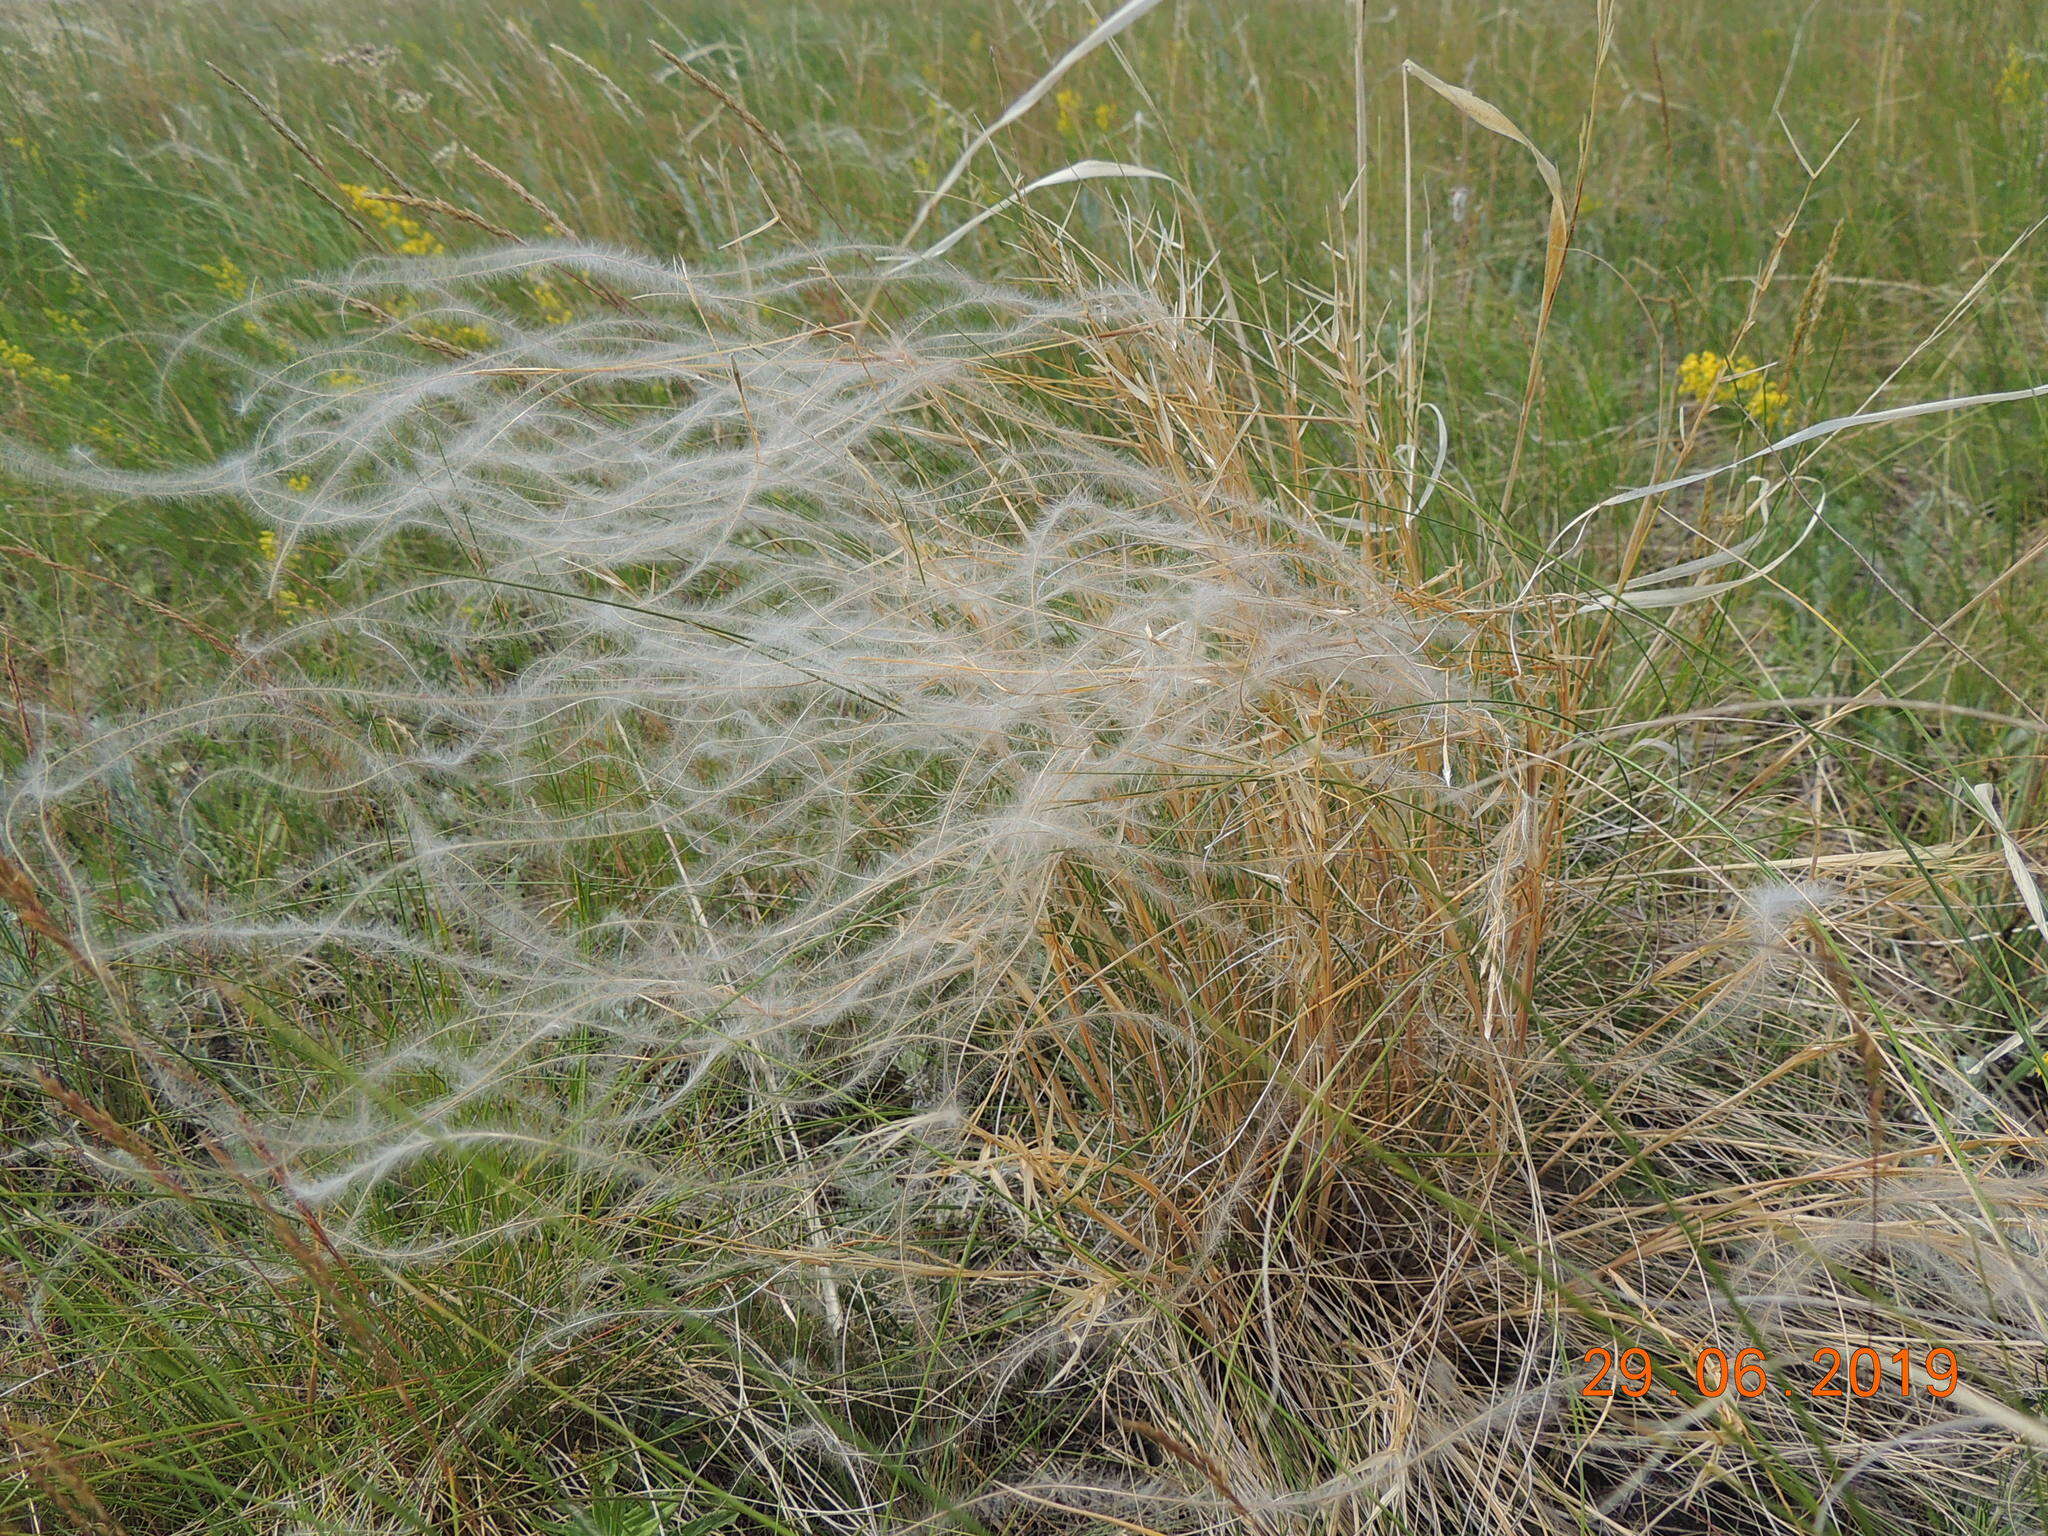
2;0;2047;714
5;0;2048;1532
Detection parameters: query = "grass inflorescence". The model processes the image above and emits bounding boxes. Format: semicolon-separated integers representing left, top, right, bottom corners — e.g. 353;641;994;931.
3;3;2048;1534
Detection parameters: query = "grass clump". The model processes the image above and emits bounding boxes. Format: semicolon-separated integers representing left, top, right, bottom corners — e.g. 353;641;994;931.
2;3;2047;1534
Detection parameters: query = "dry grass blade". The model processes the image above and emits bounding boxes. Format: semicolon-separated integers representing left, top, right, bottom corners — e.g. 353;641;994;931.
1573;483;1827;612
461;144;581;238
1582;377;2048;516
334;186;518;243
1401;58;1573;518
1401;60;1569;297
889;159;1176;269
650;39;818;213
1967;781;2048;950
903;0;1170;240
0;852;83;964
203;60;332;179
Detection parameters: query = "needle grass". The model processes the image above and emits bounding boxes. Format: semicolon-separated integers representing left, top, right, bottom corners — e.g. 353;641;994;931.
2;4;2047;1534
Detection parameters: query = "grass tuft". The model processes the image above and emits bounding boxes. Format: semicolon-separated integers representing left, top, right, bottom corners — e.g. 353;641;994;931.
3;3;2048;1533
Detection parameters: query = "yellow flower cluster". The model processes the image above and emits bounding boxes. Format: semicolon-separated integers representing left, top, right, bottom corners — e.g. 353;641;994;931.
1995;46;2039;112
76;416;159;463
0;336;70;390
387;295;496;351
254;527;316;615
1677;350;1788;427
1053;87;1117;137
200;257;252;300
415;318;496;350
530;279;574;326
337;183;447;257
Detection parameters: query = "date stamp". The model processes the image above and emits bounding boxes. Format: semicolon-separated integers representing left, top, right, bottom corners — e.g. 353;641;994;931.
1583;1346;1961;1400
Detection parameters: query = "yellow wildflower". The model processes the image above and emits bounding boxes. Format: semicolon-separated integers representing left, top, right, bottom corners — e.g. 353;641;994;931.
286;474;314;493
324;370;366;390
255;525;317;615
1995;46;2039;112
200;257;251;300
1054;88;1081;138
410;317;496;351
240;317;293;355
0;336;70;390
337;182;447;257
1677;350;1735;405
40;307;89;338
530;279;574;326
1678;350;1788;426
1051;90;1114;136
1743;378;1790;427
